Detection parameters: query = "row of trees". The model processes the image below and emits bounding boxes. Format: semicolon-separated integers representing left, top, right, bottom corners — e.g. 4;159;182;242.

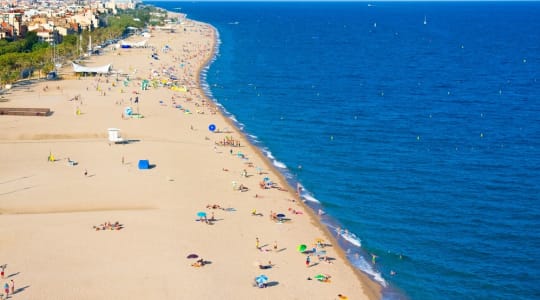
0;6;163;86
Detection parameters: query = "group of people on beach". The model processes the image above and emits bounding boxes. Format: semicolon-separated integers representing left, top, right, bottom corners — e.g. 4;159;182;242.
215;138;241;147
92;221;123;231
0;265;15;300
1;280;14;300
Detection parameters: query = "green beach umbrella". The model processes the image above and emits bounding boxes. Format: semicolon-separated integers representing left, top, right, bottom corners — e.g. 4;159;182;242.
297;244;307;253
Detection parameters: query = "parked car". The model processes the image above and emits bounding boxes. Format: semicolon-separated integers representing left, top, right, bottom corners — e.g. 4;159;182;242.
46;71;58;80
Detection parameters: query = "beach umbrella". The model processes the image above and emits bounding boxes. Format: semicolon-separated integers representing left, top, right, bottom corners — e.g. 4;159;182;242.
255;275;268;284
197;211;207;218
297;244;307;253
315;250;327;256
208;124;216;132
187;254;198;259
315;238;324;243
276;213;286;219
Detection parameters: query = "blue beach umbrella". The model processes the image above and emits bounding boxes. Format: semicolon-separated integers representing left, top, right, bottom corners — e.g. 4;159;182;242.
208;124;216;132
255;275;268;284
276;213;286;219
197;211;207;218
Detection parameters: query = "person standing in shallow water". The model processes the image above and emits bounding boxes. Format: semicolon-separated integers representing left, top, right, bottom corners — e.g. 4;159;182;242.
371;253;378;264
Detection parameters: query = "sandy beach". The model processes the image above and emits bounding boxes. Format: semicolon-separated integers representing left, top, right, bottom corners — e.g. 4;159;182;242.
0;12;380;300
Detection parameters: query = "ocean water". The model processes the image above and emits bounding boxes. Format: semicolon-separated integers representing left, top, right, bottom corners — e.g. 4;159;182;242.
150;2;540;299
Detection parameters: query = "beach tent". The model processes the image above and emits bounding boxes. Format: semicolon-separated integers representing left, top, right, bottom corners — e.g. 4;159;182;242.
72;62;111;74
138;160;150;169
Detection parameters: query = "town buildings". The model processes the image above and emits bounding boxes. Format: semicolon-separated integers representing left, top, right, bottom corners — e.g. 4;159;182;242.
0;0;139;41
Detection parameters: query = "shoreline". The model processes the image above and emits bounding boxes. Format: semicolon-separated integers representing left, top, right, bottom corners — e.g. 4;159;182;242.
0;10;381;299
191;13;382;300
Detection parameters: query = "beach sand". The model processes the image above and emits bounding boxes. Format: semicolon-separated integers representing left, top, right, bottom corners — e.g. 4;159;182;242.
0;13;380;300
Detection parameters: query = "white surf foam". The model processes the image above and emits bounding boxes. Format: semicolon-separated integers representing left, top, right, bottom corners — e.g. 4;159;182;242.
272;160;287;169
302;193;321;203
351;255;388;287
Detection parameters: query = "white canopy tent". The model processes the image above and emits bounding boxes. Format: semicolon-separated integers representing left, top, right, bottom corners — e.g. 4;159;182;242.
72;62;111;74
120;40;148;48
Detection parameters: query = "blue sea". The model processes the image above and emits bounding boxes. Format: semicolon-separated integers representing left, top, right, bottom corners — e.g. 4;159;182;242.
149;1;540;299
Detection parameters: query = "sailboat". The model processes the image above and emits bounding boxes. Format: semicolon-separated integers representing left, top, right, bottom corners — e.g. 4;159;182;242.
423;15;427;25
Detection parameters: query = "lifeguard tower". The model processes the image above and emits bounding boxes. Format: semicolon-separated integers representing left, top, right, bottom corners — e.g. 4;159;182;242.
108;128;125;144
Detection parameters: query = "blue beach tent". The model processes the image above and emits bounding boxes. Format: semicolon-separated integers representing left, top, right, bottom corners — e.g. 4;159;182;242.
138;160;150;170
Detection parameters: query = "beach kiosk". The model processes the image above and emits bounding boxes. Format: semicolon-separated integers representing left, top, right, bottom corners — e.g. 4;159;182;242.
108;128;125;144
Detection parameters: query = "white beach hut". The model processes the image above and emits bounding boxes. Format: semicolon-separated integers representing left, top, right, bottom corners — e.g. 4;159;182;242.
108;128;125;144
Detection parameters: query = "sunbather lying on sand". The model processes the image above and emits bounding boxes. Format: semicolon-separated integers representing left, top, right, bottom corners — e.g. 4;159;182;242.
288;208;303;214
206;204;223;210
258;261;273;269
251;209;263;216
191;258;206;267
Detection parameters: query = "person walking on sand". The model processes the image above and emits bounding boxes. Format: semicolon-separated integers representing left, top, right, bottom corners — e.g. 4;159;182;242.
10;280;13;294
256;237;260;250
273;241;278;252
3;282;8;298
84;169;88;176
306;255;311;267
